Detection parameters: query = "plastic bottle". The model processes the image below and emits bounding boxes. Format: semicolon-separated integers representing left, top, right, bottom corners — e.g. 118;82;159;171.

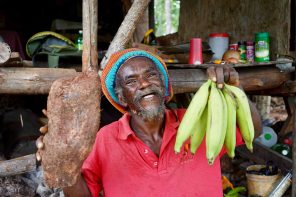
255;32;270;62
255;126;277;147
76;30;83;50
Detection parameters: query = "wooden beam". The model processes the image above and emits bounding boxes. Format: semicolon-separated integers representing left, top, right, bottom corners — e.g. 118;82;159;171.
0;66;294;95
169;66;293;94
0;68;78;94
0;154;36;177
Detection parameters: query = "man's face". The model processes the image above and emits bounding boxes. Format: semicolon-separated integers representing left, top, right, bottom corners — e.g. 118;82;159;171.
116;57;166;119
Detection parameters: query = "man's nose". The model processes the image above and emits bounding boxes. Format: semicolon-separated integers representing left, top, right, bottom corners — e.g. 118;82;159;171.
138;76;151;89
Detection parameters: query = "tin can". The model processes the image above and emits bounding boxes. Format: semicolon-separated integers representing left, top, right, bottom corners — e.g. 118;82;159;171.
238;41;246;60
246;41;254;62
229;44;238;51
255;32;270;62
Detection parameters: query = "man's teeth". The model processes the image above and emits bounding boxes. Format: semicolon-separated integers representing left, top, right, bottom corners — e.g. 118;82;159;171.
143;94;154;99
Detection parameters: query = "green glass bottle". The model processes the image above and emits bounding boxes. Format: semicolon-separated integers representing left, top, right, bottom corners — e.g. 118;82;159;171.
76;30;83;50
271;144;292;158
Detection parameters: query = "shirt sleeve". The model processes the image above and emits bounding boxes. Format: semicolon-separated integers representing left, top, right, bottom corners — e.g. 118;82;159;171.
81;132;103;197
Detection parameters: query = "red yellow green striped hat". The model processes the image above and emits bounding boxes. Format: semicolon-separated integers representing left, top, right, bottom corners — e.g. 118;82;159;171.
101;48;173;113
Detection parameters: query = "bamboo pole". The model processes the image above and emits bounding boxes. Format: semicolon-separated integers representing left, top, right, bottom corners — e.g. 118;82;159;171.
100;0;151;69
82;0;98;72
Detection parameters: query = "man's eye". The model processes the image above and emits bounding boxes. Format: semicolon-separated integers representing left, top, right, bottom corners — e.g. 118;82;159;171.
126;79;136;85
147;73;157;78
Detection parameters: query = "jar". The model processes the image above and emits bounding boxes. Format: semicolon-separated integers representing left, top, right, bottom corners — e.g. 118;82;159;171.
208;33;229;60
255;32;270;62
246;41;255;62
238;41;247;60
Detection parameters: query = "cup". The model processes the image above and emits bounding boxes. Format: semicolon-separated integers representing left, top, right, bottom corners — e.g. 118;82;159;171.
189;38;203;65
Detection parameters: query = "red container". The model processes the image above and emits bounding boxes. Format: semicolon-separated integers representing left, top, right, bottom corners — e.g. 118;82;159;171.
189;38;203;65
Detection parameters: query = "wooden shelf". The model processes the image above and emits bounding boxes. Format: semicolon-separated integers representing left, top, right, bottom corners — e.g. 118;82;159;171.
236;141;292;171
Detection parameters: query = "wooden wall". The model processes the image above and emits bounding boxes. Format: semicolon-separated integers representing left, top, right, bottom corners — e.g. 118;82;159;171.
178;0;291;58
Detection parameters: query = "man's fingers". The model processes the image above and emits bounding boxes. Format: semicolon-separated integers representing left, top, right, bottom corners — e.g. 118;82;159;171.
229;69;240;86
215;67;224;89
36;136;44;149
36;150;42;162
42;109;48;117
207;66;217;82
223;66;231;83
39;125;48;134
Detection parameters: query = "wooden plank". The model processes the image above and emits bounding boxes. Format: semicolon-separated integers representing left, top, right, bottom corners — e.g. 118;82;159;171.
168;60;293;69
0;68;78;94
0;154;36;177
236;142;292;171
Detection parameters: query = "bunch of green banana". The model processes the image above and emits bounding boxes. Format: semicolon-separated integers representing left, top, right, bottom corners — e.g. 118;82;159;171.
174;80;255;165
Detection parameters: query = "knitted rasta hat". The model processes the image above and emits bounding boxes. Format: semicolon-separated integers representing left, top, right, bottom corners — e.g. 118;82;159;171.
101;48;173;113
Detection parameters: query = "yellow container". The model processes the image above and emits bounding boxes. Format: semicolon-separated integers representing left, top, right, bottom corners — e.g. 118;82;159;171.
246;165;280;197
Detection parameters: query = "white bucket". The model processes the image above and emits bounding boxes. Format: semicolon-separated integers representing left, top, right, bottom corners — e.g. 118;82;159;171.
209;33;229;60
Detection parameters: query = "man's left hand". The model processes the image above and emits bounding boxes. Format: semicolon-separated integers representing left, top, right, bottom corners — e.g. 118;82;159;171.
207;66;239;89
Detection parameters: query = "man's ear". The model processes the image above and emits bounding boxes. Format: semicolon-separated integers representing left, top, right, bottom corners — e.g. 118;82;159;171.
117;93;128;108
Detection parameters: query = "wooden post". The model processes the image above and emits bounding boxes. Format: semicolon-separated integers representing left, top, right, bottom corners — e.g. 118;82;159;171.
100;0;151;69
82;0;98;72
252;95;271;120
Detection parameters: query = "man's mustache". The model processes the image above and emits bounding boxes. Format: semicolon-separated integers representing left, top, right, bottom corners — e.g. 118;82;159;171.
133;86;164;104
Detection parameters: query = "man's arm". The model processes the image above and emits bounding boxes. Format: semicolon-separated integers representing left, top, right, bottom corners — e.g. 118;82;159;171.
248;99;262;138
63;174;92;197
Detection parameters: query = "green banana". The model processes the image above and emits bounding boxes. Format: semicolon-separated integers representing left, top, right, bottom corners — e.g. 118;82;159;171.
215;88;228;157
222;89;237;158
190;105;208;154
224;84;254;152
174;80;211;153
206;83;226;165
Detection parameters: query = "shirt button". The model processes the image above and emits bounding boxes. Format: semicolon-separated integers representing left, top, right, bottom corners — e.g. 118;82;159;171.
144;149;149;154
153;161;158;167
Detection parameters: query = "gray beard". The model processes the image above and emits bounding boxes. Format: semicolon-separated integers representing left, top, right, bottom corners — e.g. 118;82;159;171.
136;102;165;120
129;85;166;120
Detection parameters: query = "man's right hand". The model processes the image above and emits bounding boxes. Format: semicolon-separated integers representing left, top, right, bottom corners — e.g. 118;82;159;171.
36;109;48;162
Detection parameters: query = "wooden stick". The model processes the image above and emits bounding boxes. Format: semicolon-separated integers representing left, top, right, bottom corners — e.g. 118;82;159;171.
0;154;36;177
82;0;98;72
100;0;151;69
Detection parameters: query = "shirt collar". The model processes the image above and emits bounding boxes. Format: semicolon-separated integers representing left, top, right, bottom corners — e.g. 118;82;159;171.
117;109;180;140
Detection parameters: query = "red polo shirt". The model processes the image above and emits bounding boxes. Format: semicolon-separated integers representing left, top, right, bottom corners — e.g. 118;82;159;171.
82;109;243;197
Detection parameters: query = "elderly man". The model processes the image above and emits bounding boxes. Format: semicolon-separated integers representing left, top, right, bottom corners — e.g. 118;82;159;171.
39;48;262;196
